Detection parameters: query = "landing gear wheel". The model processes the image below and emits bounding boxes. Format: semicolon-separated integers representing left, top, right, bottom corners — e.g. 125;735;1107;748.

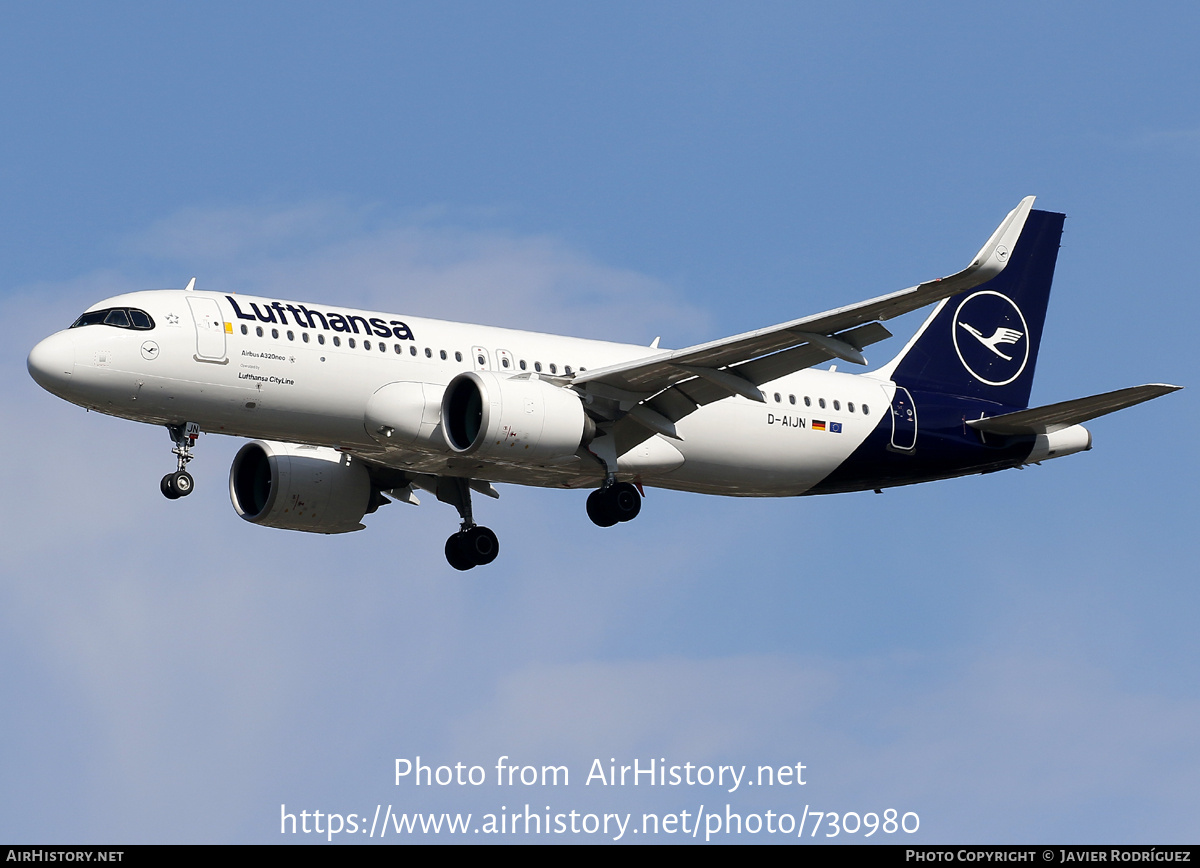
445;533;475;571
586;489;618;527
161;474;181;500
609;482;641;522
171;470;194;497
445;525;500;570
463;525;499;565
587;482;642;527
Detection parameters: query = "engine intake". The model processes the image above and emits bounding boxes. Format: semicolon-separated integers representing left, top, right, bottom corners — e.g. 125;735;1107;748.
441;371;594;463
229;440;373;534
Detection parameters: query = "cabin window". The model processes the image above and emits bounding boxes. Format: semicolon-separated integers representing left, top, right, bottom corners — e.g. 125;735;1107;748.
848;402;855;413
287;330;295;341
318;334;325;345
364;340;371;350
333;336;341;347
549;363;558;374
789;394;796;405
519;360;527;371
440;350;447;360
271;328;279;339
410;345;417;356
256;326;264;337
833;400;840;411
348;338;356;349
804;396;811;407
501;357;510;368
862;404;870;415
818;398;826;409
565;365;574;376
240;324;248;335
425;348;433;358
303;332;310;343
534;362;542;373
455;351;463;362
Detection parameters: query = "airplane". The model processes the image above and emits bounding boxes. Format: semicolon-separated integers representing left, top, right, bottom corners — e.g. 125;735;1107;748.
27;197;1180;570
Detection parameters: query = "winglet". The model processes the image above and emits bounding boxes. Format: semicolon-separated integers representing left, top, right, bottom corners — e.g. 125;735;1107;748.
184;277;197;292
962;195;1035;284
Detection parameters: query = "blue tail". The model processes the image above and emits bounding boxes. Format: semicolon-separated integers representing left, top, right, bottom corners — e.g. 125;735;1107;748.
883;209;1066;410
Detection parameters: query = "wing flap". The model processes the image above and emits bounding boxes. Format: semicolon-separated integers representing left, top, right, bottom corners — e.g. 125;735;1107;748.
967;384;1181;435
641;321;892;425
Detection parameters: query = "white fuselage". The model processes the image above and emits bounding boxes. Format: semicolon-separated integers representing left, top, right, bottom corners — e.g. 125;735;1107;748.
30;289;893;496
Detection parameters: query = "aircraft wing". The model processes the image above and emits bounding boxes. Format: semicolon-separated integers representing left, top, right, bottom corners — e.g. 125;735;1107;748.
967;384;1182;436
573;196;1036;441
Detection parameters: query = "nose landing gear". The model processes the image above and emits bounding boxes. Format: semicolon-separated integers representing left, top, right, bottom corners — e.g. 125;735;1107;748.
160;422;199;499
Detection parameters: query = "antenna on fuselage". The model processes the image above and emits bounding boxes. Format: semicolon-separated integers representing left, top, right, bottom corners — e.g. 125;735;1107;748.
184;277;197;291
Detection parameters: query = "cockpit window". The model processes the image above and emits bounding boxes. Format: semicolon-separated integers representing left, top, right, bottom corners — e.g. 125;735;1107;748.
70;308;155;331
71;311;108;327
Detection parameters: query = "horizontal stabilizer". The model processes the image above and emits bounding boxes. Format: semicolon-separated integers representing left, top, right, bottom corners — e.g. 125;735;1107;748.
967;384;1181;435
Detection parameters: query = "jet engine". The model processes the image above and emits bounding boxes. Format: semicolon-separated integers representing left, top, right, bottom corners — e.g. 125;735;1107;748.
229;440;375;533
441;371;595;463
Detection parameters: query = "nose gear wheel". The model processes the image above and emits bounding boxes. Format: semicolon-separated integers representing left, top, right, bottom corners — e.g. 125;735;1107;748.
160;423;200;499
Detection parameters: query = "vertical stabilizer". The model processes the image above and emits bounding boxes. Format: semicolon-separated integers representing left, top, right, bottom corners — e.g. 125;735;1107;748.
881;209;1065;410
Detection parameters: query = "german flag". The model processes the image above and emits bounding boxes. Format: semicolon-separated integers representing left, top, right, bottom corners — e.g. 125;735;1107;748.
812;420;826;431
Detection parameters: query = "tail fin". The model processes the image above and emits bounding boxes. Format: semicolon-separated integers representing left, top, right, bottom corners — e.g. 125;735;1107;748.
880;208;1066;409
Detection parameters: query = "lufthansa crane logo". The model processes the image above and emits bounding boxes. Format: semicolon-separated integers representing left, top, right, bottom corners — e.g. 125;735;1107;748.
952;290;1029;386
959;323;1023;361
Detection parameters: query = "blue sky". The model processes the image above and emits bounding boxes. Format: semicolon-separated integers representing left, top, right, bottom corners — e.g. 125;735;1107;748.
2;2;1197;843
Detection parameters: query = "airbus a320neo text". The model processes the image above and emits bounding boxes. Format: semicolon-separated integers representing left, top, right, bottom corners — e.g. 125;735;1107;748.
28;198;1179;569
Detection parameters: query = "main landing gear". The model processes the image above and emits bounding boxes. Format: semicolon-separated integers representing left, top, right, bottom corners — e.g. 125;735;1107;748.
441;478;499;571
446;525;499;571
586;481;642;527
161;422;199;500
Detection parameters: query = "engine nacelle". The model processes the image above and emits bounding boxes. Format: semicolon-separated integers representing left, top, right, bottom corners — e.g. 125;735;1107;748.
229;440;373;534
441;371;594;463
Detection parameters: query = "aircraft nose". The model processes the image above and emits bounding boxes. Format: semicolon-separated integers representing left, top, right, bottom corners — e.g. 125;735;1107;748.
28;332;76;396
